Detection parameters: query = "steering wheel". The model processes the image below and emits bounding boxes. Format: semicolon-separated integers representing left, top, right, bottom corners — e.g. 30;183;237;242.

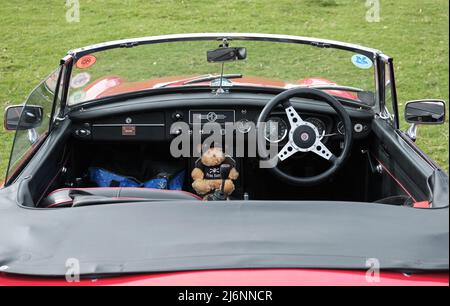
257;88;353;186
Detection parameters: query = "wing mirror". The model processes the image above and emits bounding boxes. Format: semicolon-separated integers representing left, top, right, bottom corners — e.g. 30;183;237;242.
4;105;44;131
404;100;446;141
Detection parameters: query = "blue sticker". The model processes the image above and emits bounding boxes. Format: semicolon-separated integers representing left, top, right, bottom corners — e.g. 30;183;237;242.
351;54;373;69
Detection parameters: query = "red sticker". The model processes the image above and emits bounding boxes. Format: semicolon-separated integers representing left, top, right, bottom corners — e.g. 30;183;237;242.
76;55;97;69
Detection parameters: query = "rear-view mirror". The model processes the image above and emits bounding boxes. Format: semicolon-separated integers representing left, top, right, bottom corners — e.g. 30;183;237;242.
207;47;247;63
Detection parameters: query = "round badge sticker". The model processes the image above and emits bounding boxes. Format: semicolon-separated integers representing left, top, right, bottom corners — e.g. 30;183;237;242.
69;91;87;105
76;55;97;69
351;54;373;69
71;72;91;89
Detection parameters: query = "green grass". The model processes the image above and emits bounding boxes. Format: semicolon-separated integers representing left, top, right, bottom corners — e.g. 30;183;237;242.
0;0;448;176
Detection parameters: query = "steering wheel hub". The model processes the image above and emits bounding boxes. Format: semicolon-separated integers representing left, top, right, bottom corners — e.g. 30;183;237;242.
292;124;318;150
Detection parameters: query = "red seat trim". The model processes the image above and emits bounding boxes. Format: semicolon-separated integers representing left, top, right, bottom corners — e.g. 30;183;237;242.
46;187;201;200
413;201;431;209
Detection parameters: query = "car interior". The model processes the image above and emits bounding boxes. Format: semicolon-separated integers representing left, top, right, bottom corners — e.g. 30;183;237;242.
12;90;434;209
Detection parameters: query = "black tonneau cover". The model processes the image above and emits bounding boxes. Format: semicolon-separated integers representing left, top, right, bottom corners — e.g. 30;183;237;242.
0;197;448;277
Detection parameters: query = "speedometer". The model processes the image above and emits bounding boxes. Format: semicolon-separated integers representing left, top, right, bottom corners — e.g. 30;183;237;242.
264;117;288;143
305;117;326;135
337;121;345;135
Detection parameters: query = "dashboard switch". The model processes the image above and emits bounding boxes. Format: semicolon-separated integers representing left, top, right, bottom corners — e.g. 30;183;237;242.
172;111;184;121
75;128;91;138
170;128;183;136
354;123;363;133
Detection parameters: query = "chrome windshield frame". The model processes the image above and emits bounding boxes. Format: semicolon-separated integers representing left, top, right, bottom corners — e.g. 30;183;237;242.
62;33;393;117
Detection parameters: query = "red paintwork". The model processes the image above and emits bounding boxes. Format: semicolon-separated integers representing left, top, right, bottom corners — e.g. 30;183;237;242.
0;269;447;286
297;77;359;100
81;76;360;102
413;201;431;209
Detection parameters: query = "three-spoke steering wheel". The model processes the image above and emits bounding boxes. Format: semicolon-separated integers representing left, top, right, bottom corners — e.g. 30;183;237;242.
257;88;353;186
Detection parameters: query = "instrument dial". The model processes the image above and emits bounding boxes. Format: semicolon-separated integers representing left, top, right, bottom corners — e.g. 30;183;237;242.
264;117;288;143
236;119;252;134
305;117;326;135
337;121;345;135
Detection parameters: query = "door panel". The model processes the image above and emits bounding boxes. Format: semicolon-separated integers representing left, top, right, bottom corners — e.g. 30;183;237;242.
370;117;437;203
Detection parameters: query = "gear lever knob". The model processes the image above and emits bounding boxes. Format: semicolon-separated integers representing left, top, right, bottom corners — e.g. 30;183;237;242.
220;164;232;181
205;164;231;201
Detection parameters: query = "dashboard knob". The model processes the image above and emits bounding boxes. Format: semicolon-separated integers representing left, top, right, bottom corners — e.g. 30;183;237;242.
172;112;184;121
170;128;183;136
75;128;91;138
354;123;363;133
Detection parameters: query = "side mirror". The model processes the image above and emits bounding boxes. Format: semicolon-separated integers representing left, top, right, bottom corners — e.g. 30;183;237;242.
404;100;446;141
4;105;44;131
207;47;247;63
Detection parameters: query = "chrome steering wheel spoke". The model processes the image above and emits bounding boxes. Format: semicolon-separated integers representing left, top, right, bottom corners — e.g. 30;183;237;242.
311;141;336;162
284;105;304;129
278;142;300;162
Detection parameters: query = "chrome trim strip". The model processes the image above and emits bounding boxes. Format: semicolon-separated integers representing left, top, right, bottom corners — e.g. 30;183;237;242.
69;33;384;58
188;109;236;124
92;124;165;127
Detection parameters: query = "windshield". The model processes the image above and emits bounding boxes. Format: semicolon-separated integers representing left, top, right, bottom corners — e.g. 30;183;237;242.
68;40;376;106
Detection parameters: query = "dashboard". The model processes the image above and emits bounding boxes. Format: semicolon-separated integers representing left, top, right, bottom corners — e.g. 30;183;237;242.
72;107;372;143
70;92;374;143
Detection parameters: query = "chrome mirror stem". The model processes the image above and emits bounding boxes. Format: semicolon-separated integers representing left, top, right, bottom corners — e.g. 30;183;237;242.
406;123;417;142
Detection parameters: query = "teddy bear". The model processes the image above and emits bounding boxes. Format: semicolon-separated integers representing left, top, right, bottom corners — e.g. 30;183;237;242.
191;147;239;199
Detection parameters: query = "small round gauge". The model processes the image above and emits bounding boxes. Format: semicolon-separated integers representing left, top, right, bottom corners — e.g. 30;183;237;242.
236;119;252;134
337;121;345;135
264;117;288;143
305;117;326;136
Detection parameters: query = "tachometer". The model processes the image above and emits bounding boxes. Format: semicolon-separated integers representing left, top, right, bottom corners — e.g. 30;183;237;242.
264;117;288;143
337;121;345;135
236;119;252;134
305;117;326;136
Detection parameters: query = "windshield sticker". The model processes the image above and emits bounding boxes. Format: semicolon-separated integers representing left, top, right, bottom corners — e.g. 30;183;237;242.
69;91;86;105
71;72;91;89
351;54;373;69
76;55;97;69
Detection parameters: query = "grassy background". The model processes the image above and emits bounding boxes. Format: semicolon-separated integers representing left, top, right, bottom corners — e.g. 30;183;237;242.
0;0;448;176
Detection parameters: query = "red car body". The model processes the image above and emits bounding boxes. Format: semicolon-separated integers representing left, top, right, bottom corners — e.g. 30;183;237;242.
1;34;447;286
81;75;360;102
0;269;448;286
1;75;447;287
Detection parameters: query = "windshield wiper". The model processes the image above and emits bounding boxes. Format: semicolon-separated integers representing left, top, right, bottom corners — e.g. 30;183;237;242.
299;85;364;92
183;74;243;85
157;74;243;88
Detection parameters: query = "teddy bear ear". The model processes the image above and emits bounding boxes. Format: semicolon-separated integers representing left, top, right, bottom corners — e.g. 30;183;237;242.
211;146;225;154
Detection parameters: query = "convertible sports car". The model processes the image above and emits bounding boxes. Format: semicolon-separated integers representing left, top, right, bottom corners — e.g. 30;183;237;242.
0;33;448;286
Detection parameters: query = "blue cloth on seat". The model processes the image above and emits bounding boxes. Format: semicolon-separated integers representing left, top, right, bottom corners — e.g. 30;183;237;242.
89;167;141;188
168;170;185;191
88;168;185;191
143;177;168;189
